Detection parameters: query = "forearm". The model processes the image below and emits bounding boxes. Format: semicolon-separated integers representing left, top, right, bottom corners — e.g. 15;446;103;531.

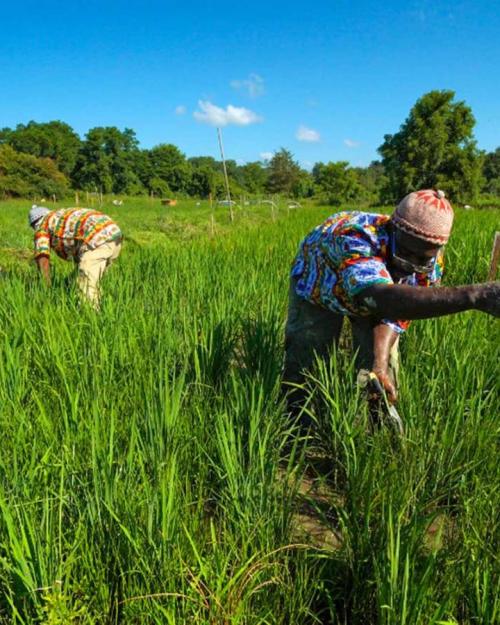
372;323;399;371
360;283;479;320
361;323;399;403
36;257;51;286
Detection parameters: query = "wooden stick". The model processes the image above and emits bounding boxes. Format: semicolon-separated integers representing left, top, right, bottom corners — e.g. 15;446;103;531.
488;232;500;280
216;127;233;222
209;194;215;236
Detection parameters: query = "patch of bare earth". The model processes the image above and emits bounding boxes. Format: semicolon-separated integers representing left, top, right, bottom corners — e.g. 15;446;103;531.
279;457;343;551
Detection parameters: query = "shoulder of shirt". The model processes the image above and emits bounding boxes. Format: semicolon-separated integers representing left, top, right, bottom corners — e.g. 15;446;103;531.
66;207;89;214
335;211;389;231
336;211;388;222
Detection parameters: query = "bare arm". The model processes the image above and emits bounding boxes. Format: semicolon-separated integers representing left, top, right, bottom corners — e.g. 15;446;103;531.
359;282;500;320
372;323;399;403
36;256;51;287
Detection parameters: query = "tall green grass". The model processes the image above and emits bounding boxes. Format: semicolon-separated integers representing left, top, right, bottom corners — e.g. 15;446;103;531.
0;199;498;623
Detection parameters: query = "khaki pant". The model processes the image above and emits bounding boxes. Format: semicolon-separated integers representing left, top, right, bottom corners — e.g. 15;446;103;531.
77;241;122;309
282;278;399;416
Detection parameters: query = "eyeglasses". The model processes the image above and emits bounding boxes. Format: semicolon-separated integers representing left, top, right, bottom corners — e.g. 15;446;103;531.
390;234;437;275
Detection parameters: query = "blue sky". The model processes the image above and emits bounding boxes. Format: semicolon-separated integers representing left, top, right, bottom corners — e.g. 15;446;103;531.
0;0;498;168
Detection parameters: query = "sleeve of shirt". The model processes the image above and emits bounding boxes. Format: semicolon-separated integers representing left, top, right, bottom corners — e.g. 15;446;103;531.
329;230;394;297
381;318;409;334
327;229;410;333
429;250;444;286
34;229;51;258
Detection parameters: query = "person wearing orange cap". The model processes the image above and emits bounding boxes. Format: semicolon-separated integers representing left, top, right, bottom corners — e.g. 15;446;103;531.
282;189;500;426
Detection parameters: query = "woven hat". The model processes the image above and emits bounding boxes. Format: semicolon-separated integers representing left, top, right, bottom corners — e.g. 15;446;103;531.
28;205;50;228
392;189;454;245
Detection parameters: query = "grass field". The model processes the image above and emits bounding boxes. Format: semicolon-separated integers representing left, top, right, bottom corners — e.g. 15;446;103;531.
0;198;498;624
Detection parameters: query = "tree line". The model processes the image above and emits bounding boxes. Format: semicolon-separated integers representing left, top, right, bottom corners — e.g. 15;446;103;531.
1;90;499;205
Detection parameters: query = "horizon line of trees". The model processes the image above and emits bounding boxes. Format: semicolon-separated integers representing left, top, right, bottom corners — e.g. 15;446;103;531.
1;90;499;206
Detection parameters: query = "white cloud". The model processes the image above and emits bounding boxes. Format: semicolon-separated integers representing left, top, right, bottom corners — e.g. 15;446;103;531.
230;73;265;98
344;138;360;148
296;125;320;142
193;100;262;127
175;105;187;115
259;151;274;161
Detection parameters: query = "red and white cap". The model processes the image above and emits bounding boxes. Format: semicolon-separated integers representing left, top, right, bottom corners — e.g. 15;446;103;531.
392;189;454;245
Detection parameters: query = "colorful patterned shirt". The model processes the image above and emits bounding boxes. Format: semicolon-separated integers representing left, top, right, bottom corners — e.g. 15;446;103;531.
291;211;444;334
34;208;122;261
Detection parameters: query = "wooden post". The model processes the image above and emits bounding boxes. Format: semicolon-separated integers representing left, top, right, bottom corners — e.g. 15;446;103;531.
488;232;500;280
216;127;233;222
209;193;215;236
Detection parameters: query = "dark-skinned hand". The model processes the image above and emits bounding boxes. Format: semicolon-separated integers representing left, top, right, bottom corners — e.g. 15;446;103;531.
372;366;398;404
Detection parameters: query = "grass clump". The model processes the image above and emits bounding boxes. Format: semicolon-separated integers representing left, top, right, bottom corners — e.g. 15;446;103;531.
0;198;498;623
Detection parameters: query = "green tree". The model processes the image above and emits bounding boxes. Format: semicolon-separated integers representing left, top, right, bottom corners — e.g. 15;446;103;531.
188;165;217;198
483;147;500;195
239;161;268;194
313;161;362;205
72;127;145;194
187;156;247;198
352;161;387;205
148;144;192;194
219;158;239;181
378;90;484;203
0;120;81;177
0;144;68;198
130;149;154;192
188;156;219;171
266;148;302;196
148;177;171;197
291;169;315;198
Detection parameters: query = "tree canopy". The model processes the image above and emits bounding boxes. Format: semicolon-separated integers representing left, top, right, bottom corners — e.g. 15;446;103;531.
378;90;484;203
266;149;303;197
0;121;81;177
483;147;500;195
72;127;144;195
0;94;495;204
313;161;363;205
0;144;68;199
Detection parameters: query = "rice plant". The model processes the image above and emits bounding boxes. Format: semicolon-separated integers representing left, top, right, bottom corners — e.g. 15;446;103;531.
0;198;498;624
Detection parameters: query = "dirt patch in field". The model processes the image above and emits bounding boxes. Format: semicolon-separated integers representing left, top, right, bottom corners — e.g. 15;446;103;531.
281;451;455;553
280;456;343;551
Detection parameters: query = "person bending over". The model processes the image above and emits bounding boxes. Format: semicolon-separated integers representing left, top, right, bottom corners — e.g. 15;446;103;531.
282;189;499;425
29;205;122;310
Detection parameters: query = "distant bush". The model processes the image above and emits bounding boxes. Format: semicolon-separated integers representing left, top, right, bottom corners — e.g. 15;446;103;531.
0;145;69;199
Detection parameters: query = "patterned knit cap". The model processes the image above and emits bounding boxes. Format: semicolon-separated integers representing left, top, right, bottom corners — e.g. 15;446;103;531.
392;189;454;245
28;205;50;228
